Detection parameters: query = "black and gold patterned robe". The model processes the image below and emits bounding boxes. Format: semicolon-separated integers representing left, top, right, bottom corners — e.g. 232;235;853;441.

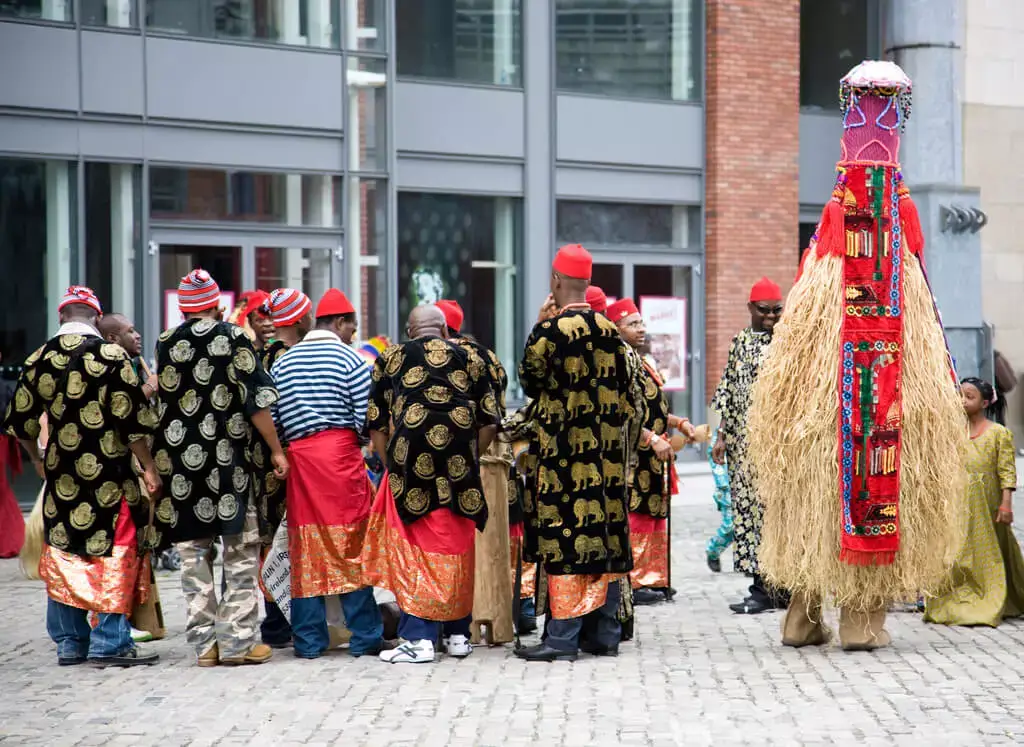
2;330;156;557
450;336;508;421
518;308;639;576
258;337;291;536
630;360;672;518
153;318;280;543
368;336;499;529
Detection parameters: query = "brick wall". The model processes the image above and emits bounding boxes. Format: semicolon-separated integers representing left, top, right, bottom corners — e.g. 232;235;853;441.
704;0;800;405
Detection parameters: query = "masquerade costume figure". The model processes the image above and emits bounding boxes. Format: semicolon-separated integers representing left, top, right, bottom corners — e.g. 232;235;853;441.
748;61;967;650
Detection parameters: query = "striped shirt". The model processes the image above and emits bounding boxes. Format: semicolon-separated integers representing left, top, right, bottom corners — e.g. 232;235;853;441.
271;330;372;443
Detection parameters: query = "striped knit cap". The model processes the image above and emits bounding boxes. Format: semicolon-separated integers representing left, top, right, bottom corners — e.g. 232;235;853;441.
178;269;222;313
267;288;312;327
58;285;103;315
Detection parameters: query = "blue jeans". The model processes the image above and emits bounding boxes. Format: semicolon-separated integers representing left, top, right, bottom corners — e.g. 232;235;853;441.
397;612;471;644
290;587;383;658
545;580;621;652
46;599;133;660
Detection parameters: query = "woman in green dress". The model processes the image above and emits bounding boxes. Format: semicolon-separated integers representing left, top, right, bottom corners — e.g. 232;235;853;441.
925;377;1024;627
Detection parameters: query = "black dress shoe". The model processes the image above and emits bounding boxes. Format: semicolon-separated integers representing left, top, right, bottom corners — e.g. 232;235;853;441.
89;648;160;668
58;655;87;666
581;644;619;657
729;596;772;615
513;643;578;662
632;588;665;606
662;587;677;601
517;616;538;635
706;554;722;573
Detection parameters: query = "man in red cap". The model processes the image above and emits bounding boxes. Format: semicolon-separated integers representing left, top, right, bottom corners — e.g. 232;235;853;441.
3;286;163;667
268;287;387;660
229;290;273;354
514;244;644;662
153;269;289;667
607;298;696;608
253;287;312;649
710;276;786;614
586;286;608;314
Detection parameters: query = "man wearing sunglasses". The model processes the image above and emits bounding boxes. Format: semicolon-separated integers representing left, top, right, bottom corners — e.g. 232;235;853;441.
711;277;786;615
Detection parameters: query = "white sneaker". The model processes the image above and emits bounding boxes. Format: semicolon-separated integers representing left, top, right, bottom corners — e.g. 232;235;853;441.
443;634;473;658
379;638;435;664
130;626;153;643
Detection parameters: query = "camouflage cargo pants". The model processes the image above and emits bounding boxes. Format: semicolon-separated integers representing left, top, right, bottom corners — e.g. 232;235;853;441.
176;504;260;660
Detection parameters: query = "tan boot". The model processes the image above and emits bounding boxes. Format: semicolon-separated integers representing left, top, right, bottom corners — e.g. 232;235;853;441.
197;643;219;668
839;607;891;651
221;643;273;666
328;624;352;649
781;592;831;647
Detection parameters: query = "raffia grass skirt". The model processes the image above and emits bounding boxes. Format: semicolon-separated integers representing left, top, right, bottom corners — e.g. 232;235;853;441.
748;250;968;611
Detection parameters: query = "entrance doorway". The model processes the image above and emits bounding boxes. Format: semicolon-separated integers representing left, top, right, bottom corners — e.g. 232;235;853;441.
590;252;705;441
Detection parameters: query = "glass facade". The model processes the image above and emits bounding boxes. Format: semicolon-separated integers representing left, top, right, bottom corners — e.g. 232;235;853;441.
145;0;341;48
150;168;342;227
397;192;522;391
0;0;72;21
350;178;389;339
84;163;143;324
555;0;701;101
396;0;522;86
800;0;870;110
558;200;698;247
347;56;388;173
81;0;134;27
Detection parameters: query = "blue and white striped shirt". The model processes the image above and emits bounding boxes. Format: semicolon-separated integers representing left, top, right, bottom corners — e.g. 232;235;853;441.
271;330;372;443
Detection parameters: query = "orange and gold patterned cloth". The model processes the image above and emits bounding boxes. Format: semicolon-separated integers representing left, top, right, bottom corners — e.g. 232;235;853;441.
287;429;373;598
40;500;148;614
508;530;537;599
548;573;623;620
628;513;669;589
362;473;475;621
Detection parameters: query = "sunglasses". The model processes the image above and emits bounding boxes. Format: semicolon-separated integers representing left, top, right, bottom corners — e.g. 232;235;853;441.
754;304;783;316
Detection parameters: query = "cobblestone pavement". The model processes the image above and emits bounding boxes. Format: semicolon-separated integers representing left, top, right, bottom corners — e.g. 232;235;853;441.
4;474;1024;747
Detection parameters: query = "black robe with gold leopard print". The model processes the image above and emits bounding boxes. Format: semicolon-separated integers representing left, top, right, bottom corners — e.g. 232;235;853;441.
629;360;672;518
2;331;156;557
518;308;642;576
153;318;280;544
368;336;499;529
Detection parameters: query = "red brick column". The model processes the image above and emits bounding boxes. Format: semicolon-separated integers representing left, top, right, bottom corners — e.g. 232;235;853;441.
704;0;800;403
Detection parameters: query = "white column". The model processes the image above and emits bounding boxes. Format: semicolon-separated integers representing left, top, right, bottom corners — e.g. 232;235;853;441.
345;0;360;48
284;175;305;289
105;0;132;27
41;0;70;21
494;197;515;384
347;177;364;329
493;0;515;85
276;0;304;44
307;0;333;48
45;162;72;328
110;164;135;314
302;175;334;298
671;0;693;101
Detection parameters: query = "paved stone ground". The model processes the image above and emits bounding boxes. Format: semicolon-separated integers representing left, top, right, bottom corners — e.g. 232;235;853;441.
4;474;1024;747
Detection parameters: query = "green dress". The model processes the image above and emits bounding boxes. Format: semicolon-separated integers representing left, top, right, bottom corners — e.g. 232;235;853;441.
925;423;1024;626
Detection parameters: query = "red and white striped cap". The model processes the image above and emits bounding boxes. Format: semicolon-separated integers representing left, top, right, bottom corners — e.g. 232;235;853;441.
178;269;222;313
267;288;312;327
58;285;103;315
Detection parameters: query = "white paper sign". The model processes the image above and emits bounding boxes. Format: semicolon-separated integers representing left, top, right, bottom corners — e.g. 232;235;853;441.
640;296;688;391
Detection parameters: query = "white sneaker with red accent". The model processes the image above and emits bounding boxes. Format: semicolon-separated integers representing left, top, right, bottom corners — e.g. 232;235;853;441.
379;638;435;664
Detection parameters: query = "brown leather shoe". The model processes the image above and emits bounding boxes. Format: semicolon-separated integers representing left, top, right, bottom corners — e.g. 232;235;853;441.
197;643;219;668
221;643;273;666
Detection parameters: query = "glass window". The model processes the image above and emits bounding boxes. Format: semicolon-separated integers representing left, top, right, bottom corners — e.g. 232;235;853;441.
557;201;677;246
348;178;389;340
84;163;142;325
145;0;341;48
255;247;333;304
346;0;386;51
396;0;522;87
801;0;870;109
81;0;134;27
555;0;701;101
149;168;342;227
0;0;72;21
398;192;522;394
347;57;388;173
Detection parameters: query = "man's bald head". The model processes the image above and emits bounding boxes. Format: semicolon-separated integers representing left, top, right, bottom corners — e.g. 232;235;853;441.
407;304;447;340
97;313;142;357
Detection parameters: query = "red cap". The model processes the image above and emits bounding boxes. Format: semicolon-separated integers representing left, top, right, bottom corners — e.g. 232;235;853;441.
315;288;355;318
749;277;782;303
585;286;607;313
267;288;312;326
240;290;270;320
58;285;103;316
178;269;221;314
552;243;593;280
606;298;639;323
436;299;464;333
